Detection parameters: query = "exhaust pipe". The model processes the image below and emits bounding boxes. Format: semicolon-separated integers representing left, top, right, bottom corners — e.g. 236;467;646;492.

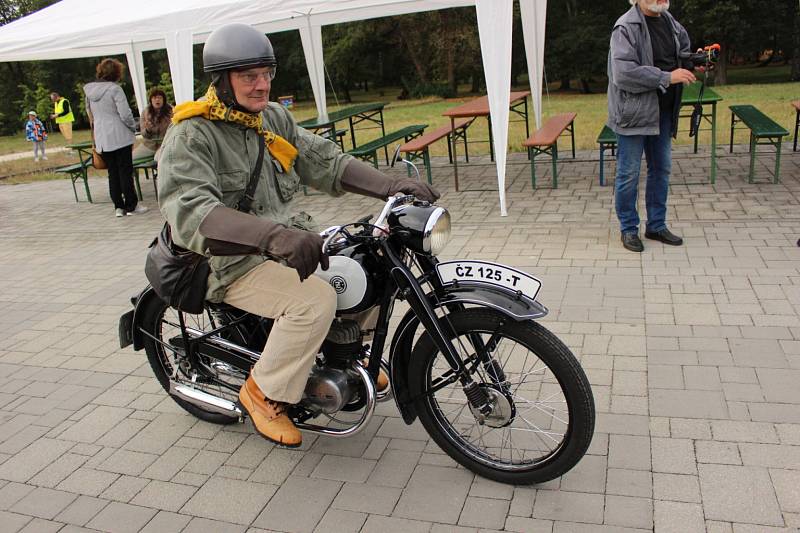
169;381;243;418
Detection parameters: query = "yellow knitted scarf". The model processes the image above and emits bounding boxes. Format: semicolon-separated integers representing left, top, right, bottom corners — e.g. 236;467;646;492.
172;85;298;172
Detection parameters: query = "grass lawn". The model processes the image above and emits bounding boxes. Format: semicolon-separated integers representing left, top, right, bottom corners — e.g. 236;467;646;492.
0;128;92;156
2;77;797;185
725;64;792;85
290;80;798;157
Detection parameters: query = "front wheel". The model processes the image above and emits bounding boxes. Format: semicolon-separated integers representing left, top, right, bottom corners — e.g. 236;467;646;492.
408;308;594;484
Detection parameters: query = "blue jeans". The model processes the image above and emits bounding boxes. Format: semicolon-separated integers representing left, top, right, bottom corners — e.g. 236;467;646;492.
614;109;673;235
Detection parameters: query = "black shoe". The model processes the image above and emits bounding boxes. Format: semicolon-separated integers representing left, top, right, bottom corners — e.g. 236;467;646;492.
645;228;683;246
621;232;644;252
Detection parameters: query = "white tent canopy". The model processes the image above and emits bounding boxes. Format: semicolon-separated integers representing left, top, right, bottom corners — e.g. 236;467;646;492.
0;0;547;215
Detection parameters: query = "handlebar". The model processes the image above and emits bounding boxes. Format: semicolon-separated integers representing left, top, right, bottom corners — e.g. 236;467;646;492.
319;194;414;255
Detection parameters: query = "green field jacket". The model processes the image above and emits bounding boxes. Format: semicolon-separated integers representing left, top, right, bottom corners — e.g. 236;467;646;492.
156;102;353;302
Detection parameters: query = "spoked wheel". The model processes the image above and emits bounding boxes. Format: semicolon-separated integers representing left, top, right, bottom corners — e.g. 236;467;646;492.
408;308;595;484
139;296;242;424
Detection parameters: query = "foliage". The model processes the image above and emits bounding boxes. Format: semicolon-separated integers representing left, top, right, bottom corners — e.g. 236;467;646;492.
16;82;50;125
156;72;175;104
404;80;456;100
546;0;619;93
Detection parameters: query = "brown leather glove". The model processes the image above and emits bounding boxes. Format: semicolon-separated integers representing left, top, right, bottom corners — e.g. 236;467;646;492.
198;206;329;281
340;159;440;203
386;178;439;202
268;226;329;281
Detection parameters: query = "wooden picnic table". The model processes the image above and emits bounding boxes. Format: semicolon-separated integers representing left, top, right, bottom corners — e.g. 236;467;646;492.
133;155;158;200
66;141;93;162
680;83;723;184
442;91;531;190
65;142;155;201
60;141;95;202
298;102;388;162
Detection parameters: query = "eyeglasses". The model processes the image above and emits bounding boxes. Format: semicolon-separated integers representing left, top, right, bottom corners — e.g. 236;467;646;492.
233;67;277;86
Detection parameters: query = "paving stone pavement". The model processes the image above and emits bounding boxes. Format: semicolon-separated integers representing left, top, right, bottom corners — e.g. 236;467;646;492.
0;142;799;532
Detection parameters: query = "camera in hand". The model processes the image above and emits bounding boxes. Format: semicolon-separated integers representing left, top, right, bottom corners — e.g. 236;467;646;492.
687;44;721;138
687;43;721;67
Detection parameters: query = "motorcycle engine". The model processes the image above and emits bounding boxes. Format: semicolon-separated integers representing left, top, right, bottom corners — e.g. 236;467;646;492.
301;319;364;414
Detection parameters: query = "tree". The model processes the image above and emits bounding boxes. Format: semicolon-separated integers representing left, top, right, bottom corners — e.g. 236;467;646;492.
677;0;797;84
545;0;619;93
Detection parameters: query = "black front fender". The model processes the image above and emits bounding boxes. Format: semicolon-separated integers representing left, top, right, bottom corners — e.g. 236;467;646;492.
388;284;548;424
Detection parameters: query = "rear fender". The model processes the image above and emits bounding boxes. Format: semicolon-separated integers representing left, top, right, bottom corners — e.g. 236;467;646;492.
389;284;548;424
130;285;164;351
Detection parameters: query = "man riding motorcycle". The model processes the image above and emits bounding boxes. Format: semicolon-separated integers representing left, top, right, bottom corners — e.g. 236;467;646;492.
157;22;439;447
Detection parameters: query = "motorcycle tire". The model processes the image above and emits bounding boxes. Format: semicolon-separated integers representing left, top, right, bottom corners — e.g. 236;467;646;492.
139;295;239;425
408;308;594;485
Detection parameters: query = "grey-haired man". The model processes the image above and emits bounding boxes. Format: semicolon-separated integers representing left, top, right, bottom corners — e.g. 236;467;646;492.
607;0;697;252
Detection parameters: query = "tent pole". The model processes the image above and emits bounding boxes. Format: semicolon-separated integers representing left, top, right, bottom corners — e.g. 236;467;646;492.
475;0;513;216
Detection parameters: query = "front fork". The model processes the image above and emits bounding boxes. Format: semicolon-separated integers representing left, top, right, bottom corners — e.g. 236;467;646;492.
386;249;497;415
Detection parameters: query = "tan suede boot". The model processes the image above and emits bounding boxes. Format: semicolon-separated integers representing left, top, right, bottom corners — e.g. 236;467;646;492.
375;367;389;392
238;375;302;447
362;360;389;392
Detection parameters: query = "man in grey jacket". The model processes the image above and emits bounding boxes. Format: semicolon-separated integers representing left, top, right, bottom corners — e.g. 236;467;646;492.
607;0;696;252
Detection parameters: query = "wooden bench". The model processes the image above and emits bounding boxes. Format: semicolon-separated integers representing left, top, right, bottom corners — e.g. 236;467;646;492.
398;118;472;184
729;105;790;183
133;156;158;200
348;124;427;168
323;128;347;150
55;155;93;203
792;100;799;152
596;125;618;187
521;113;577;189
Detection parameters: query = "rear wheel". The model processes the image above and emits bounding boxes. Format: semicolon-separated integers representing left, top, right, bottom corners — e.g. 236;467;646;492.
408;308;594;484
139;295;241;425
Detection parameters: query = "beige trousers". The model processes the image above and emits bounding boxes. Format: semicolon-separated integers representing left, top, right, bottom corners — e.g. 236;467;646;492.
58;122;73;144
223;260;337;404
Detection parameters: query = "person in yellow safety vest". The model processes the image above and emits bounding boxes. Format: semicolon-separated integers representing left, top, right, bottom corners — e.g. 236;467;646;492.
49;92;75;145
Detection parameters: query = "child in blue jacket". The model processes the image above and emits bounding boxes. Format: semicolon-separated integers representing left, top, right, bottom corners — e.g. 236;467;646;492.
25;111;48;161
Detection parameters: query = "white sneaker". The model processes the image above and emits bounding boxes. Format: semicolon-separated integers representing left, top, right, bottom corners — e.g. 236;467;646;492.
34;156;39;162
115;208;125;218
41;156;47;161
131;204;149;215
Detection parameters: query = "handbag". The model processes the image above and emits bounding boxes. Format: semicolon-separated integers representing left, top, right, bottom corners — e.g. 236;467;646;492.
92;149;107;170
89;122;107;169
145;223;210;314
145;135;266;313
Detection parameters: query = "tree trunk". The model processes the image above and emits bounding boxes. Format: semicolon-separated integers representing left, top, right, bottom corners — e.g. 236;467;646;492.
579;79;592;94
438;12;458;95
792;10;800;81
341;75;352;103
398;22;429;84
446;58;456;95
560;77;572;91
715;42;729;85
470;70;481;93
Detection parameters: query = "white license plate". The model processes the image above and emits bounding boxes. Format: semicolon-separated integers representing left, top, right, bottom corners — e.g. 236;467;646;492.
436;260;542;301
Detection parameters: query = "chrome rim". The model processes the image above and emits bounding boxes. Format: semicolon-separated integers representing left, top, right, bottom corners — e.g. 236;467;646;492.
155;306;244;405
425;328;571;471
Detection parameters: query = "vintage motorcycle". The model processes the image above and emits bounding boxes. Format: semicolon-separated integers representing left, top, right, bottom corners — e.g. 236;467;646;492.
119;163;595;485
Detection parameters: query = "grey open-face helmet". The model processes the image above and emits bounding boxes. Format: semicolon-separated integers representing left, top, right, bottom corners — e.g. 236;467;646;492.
203;23;277;108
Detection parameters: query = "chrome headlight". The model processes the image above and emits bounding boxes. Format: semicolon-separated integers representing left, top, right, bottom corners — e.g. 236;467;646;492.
423;207;451;255
387;203;451;256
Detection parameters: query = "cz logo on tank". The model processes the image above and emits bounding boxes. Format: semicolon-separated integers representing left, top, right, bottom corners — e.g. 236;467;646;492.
330;276;347;294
